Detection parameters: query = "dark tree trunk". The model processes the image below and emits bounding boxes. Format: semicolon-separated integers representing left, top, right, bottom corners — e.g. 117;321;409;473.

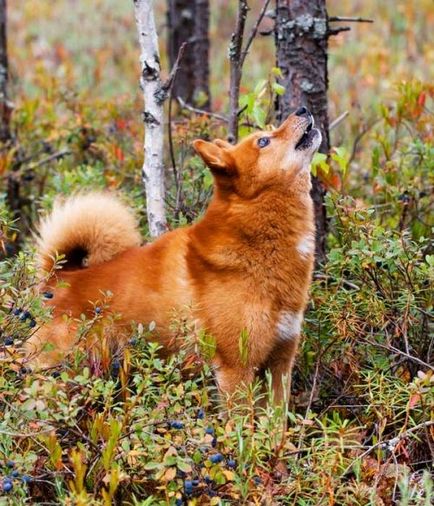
0;0;18;258
0;0;10;142
275;0;329;265
167;0;211;110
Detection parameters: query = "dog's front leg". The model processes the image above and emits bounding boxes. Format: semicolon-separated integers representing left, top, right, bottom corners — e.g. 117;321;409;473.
264;337;300;406
213;358;255;398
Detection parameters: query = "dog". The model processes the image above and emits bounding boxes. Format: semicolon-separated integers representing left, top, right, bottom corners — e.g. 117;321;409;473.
26;107;321;404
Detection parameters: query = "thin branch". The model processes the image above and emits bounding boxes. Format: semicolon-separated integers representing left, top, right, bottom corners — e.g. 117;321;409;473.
365;339;434;371
328;26;351;37
177;97;228;122
329;110;349;131
314;272;360;291
166;43;188;211
240;0;272;67
329;16;373;23
342;421;434;476
160;41;187;100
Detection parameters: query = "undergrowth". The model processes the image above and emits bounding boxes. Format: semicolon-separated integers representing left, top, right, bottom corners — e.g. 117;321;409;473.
0;1;433;503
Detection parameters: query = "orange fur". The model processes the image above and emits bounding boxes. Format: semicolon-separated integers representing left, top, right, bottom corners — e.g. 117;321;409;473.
26;109;321;403
36;192;141;271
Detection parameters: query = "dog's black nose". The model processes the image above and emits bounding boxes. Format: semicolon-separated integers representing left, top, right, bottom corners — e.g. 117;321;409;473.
295;106;309;116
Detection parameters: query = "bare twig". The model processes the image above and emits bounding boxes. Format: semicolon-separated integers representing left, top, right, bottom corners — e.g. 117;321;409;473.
348;119;379;165
177;97;228;122
314;272;360;291
167;43;188;212
365;339;434;371
329;110;349;131
240;0;272;67
342;421;434;476
328;26;351;37
161;42;187;100
329;16;373;23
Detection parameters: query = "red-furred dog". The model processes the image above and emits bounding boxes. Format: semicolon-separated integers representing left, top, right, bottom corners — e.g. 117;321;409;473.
26;107;321;403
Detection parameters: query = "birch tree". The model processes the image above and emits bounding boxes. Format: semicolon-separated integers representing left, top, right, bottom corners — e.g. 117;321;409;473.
133;0;167;237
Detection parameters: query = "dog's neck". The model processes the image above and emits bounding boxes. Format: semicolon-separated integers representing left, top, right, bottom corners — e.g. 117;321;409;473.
191;179;314;263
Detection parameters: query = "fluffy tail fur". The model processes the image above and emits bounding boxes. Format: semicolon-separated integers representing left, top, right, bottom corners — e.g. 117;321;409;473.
37;192;142;272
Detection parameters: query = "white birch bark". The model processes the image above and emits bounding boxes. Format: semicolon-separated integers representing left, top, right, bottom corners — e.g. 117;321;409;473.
133;0;167;237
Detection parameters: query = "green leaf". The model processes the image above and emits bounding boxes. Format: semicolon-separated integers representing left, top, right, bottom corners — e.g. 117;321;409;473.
272;82;286;96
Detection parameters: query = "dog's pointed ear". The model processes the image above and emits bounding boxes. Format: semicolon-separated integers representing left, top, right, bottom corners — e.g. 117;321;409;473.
192;139;234;174
213;139;233;149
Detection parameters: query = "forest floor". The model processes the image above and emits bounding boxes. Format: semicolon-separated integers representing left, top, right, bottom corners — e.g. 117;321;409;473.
0;1;433;504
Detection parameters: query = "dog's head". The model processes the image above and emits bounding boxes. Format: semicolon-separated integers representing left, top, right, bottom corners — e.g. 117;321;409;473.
193;107;321;198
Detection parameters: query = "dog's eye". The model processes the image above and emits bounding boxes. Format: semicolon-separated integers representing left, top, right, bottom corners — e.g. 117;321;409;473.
257;137;270;148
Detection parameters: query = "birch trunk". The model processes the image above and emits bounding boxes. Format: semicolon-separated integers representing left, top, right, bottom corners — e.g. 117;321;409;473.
134;0;167;237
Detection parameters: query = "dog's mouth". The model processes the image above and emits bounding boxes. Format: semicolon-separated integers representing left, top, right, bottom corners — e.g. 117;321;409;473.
295;116;319;151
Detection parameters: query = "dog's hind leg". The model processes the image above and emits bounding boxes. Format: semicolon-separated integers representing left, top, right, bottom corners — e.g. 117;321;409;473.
263;337;300;407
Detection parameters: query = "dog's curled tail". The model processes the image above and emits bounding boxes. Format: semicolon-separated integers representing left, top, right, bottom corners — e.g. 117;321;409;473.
37;192;142;272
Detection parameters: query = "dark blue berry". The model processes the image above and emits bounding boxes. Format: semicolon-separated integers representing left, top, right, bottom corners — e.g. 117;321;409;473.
95;307;101;314
170;421;184;430
175;499;183;506
51;371;61;378
112;359;120;369
29;319;37;328
2;478;12;492
197;409;205;419
21;475;32;484
184;480;193;495
19;310;31;321
205;427;214;436
227;459;236;469
128;338;137;346
4;337;14;346
11;470;19;478
6;461;15;468
211;437;217;448
253;475;262;485
192;479;199;487
42;291;54;299
12;308;21;316
209;453;223;464
20;366;30;375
